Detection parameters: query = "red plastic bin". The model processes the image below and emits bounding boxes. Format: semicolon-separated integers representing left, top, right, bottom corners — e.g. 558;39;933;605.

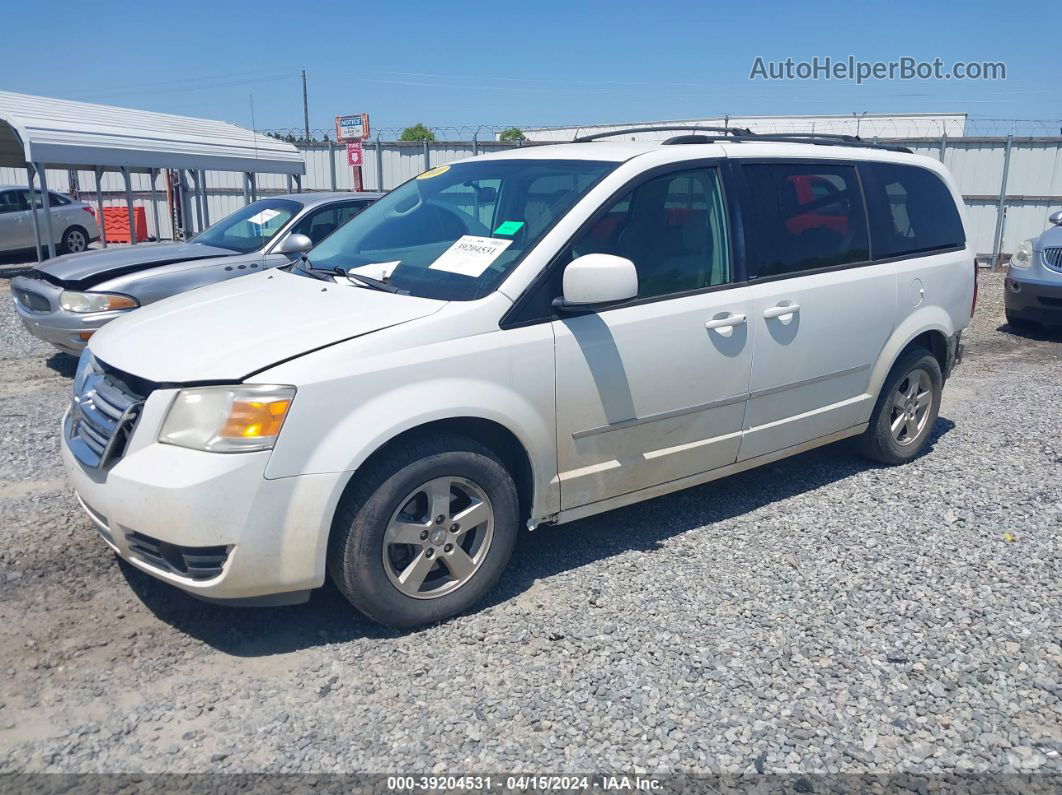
101;206;148;243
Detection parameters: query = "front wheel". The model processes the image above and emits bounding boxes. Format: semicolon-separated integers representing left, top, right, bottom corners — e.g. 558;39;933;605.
856;347;942;465
328;433;519;628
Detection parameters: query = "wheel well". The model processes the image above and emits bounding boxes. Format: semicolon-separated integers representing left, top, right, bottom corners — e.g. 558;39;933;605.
906;330;947;373
343;418;535;524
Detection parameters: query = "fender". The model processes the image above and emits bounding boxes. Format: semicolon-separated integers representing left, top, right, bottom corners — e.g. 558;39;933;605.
867;305;954;404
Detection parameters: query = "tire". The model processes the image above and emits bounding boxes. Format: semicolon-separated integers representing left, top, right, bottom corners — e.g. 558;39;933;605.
855;346;942;466
60;226;89;255
1005;310;1038;330
328;433;519;628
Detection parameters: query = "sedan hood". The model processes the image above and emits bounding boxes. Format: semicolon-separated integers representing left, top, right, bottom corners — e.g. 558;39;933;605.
89;270;445;382
35;242;238;289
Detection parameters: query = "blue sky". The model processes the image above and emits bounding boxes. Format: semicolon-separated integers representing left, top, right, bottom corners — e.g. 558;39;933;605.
5;1;1058;134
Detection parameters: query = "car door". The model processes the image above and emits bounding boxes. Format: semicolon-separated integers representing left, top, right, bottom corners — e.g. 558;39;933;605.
0;190;28;251
552;165;755;510
735;159;896;461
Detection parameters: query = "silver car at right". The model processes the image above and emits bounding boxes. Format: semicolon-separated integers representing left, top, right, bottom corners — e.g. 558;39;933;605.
1005;209;1062;328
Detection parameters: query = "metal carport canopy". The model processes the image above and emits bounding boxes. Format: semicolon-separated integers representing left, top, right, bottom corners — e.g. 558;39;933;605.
0;90;304;174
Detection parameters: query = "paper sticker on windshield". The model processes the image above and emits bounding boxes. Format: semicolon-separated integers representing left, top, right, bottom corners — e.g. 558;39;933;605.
347;260;400;280
417;165;450;180
493;220;525;236
246;208;281;226
429;236;513;278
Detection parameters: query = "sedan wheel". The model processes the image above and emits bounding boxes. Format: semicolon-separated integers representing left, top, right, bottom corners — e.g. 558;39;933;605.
62;228;88;254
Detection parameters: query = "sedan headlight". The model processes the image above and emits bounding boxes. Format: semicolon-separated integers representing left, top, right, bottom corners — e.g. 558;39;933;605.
159;385;295;453
1009;239;1036;269
59;290;139;313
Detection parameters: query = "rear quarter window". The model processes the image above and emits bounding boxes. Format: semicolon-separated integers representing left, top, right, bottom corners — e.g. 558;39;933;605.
863;163;965;257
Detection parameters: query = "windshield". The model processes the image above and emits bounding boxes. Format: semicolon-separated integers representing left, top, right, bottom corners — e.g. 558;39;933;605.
192;198;301;254
302;158;617;300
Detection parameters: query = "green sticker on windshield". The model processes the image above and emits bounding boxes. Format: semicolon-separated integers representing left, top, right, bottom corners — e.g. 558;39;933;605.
493;220;525;236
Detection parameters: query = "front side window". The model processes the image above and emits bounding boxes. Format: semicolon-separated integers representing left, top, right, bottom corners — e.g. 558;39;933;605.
303;158;616;301
743;162;869;278
192;199;301;254
567;167;731;298
866;163;965;257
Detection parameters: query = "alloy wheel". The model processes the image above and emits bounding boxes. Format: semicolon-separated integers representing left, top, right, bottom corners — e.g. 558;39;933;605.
889;368;933;445
382;476;494;599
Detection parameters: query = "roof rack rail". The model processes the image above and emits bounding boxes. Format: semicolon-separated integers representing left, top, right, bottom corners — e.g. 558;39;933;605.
572;125;753;143
736;132;912;154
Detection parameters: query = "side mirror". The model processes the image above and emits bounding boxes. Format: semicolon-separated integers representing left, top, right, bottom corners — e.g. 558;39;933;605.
1049;210;1062;226
553;253;638;313
275;232;313;256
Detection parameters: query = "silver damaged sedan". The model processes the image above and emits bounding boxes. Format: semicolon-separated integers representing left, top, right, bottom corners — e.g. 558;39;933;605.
11;191;381;354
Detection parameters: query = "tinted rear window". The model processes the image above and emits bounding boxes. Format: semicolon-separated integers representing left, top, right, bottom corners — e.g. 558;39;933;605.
866;163;965;257
742;162;870;278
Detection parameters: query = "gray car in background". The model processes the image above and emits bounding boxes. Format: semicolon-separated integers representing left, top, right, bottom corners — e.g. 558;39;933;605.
1005;209;1062;329
0;186;101;255
11;191;382;354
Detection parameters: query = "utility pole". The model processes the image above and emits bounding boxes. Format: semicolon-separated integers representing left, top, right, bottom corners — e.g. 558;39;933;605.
301;69;310;142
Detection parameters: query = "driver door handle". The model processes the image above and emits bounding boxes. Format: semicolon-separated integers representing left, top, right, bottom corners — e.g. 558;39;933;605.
763;303;800;319
705;313;747;330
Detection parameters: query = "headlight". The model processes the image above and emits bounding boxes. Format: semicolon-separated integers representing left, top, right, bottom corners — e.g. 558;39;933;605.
59;290;139;313
159;385;295;453
1009;239;1035;270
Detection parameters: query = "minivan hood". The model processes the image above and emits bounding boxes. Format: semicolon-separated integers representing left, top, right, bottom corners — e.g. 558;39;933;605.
35;242;238;289
89;270;445;382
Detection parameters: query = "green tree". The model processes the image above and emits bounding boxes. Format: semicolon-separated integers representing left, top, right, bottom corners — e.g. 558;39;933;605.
499;127;526;142
400;123;436;142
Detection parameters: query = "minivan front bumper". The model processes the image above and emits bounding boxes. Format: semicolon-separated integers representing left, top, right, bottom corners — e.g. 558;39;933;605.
61;408;345;603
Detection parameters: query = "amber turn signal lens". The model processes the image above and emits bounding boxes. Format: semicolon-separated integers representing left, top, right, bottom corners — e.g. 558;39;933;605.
78;331;94;341
219;398;291;439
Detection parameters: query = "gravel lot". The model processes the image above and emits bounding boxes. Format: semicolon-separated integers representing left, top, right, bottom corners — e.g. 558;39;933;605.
0;265;1059;778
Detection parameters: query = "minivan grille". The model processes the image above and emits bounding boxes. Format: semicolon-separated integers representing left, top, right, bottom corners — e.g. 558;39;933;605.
67;359;144;469
1044;247;1062;270
126;531;230;581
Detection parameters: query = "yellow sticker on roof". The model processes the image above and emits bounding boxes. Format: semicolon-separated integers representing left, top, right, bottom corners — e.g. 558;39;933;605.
417;165;450;180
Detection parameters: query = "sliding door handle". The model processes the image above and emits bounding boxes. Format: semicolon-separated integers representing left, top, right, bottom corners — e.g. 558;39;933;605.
763;303;800;319
705;313;747;330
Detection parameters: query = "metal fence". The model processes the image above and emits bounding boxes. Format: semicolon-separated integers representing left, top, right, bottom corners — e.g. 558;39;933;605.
3;135;1061;261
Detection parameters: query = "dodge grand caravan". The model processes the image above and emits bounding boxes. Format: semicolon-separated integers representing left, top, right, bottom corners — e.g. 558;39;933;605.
61;130;974;628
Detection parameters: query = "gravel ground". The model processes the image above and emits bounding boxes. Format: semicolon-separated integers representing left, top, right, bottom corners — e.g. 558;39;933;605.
0;268;1059;779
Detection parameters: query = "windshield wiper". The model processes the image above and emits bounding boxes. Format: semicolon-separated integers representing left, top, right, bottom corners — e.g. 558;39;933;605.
291;255;331;281
294;256;402;293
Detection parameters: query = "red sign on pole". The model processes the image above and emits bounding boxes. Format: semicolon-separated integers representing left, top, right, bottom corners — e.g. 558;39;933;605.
346;141;363;167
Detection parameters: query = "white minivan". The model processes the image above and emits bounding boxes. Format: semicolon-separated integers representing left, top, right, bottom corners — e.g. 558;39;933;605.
61;130;975;627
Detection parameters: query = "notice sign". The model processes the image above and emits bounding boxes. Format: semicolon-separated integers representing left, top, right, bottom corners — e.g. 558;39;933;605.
335;113;369;142
429;236;513;278
346;141;363;166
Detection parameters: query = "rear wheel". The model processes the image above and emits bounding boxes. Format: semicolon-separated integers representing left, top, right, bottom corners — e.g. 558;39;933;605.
328;433;519;628
60;226;89;254
856;347;942;465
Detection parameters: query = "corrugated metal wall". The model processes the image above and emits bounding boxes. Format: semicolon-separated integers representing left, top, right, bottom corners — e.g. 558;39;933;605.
3;137;1060;258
